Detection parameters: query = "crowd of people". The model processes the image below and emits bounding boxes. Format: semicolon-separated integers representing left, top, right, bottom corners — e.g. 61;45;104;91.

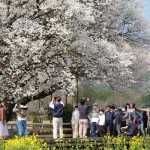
71;98;149;139
48;96;149;139
0;97;149;140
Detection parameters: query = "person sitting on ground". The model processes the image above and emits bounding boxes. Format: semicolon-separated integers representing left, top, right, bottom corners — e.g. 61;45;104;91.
89;103;99;137
121;115;137;137
71;106;79;138
78;98;92;138
49;96;64;139
13;100;28;138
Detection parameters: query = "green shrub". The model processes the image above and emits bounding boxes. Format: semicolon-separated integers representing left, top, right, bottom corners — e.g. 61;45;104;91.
63;103;74;123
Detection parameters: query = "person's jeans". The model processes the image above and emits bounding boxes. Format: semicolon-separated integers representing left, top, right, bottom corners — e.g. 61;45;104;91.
53;117;63;139
79;119;88;138
91;122;99;137
116;124;121;135
17;120;28;138
138;123;145;138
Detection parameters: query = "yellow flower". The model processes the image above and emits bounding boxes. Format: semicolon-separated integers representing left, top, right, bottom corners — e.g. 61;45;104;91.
62;134;65;137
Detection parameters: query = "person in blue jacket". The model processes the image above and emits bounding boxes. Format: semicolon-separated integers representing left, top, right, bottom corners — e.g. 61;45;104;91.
135;109;145;138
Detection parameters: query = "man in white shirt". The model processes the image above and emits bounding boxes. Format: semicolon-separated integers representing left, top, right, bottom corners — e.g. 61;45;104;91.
49;96;64;139
98;109;105;137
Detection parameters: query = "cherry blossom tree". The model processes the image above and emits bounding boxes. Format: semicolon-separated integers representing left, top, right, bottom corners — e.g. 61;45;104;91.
0;0;149;104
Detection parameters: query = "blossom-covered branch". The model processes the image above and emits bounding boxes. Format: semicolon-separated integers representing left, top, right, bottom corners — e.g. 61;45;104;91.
0;0;149;102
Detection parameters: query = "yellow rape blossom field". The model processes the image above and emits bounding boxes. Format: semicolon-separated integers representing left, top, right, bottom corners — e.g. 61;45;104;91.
0;134;149;150
52;134;150;150
0;135;49;150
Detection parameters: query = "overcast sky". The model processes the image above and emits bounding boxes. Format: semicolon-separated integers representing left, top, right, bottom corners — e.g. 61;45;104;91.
144;0;150;19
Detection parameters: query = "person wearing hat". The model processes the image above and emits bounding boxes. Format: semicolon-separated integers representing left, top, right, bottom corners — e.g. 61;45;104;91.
13;100;28;138
89;103;99;137
78;98;92;138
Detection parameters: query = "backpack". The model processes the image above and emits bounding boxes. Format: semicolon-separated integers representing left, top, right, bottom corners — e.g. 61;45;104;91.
135;118;140;125
54;107;64;117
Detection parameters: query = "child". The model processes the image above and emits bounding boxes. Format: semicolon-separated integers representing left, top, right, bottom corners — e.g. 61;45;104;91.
97;109;105;137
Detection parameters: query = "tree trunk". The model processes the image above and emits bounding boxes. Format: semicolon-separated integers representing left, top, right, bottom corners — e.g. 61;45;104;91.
76;76;79;104
65;94;68;104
